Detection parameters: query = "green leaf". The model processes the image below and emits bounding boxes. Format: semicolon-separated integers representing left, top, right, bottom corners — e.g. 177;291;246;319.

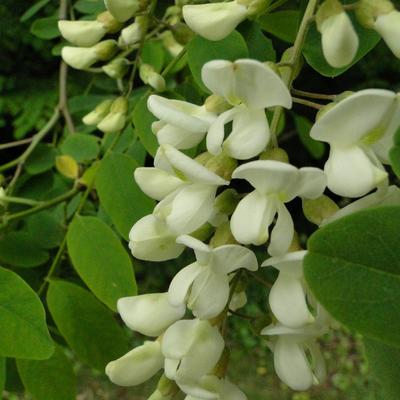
303;17;381;77
364;338;400;400
257;11;299;43
47;280;129;370
132;92;159;157
74;0;106;14
0;357;5;394
30;17;60;40
0;267;54;359
0;232;49;268
61;133;100;163
389;145;400;178
239;22;276;62
304;206;400;346
25;144;57;175
26;211;65;250
17;345;76;400
293;115;325;159
187;31;248;93
96;153;154;240
67;215;137;310
20;0;51;22
142;40;165;72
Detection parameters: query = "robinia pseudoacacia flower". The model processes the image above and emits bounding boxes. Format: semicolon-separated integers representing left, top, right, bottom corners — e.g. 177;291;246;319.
310;89;400;197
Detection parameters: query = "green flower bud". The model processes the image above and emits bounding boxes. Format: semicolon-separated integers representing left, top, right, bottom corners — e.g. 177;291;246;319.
302;195;339;225
210;221;237;248
171;22;195;44
259;147;289;163
97;97;128;133
278;47;303;82
140;64;166;92
96;11;122;33
204;152;238;181
102;57;129;79
214;189;240;216
94;39;119;61
205;94;231;114
82;99;113;126
356;0;394;28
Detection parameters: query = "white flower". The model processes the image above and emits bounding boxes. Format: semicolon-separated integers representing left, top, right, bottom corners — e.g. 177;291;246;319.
117;293;186;337
261;313;329;391
106;341;164;386
58;20;107;47
319;11;359;68
310;89;400;197
129;214;185;262
148;95;216;150
262;251;314;328
104;0;140;22
374;10;400;58
119;16;148;46
180;375;247;400
202;59;292;159
230;160;326;255
168;235;257;319
135;144;228;235
161;319;225;383
322;185;400;224
182;1;248;41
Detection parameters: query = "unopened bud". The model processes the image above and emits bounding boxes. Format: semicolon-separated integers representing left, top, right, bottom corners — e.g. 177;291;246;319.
374;10;400;58
102;57;129;79
259;147;289;163
160;31;184;57
302;195;339;225
104;0;144;22
278;47;303;82
56;155;79;179
140;64;166;91
209;221;237;248
191;223;214;242
171;22;195;44
247;0;271;17
155;375;180;398
96;11;122;33
0;187;6;207
215;189;240;215
204;152;237;181
94;39;119;61
119;16;148;47
205;94;231;114
97;97;128;133
58;20;107;47
317;0;359;68
356;0;394;28
83;99;113;126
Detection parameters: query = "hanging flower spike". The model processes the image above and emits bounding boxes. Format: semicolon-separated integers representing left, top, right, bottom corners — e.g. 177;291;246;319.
262;251;314;328
182;1;248;41
105;341;164;386
161;319;225;384
147;95;217;150
201;59;292;160
310;89;400;197
179;375;247;400
135;144;228;235
261;311;330;392
117;292;186;337
316;0;359;68
128;215;185;262
168;235;258;320
230;160;326;255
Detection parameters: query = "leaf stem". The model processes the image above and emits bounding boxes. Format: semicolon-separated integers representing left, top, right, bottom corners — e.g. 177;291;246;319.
292;88;336;100
292;96;323;109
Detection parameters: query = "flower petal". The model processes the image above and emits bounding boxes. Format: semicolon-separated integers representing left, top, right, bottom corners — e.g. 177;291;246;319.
168;262;203;307
268;202;294;257
156;123;206;150
176;235;211;265
224;107;270;159
117;293;186;337
201;60;237;100
134;167;185;200
262;250;307;279
234;59;292;109
269;274;313;328
105;341;163;386
273;337;314;391
289;167;326;200
374;11;400;58
232;160;299;195
324;145;387;197
230;191;277;245
212;245;258;274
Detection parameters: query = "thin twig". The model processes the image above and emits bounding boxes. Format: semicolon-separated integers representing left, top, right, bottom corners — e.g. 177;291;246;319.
292;88;336;100
0;138;33;151
292;96;323;109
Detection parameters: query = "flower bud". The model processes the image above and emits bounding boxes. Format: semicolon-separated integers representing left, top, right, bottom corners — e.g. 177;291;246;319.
104;0;145;22
82;99;113;126
302;195;339;225
205;94;231;114
160;31;184;57
61;46;98;70
259;147;289;163
117;293;186;337
58;20;107;47
182;1;248;41
102;57;129;79
0;187;6;207
278;47;303;82
317;0;359;68
171;22;195;45
214;189;240;215
105;341;164;386
152;375;179;399
246;0;271;17
356;0;394;28
55;155;79;179
209;221;237;247
94;39;119;61
96;11;122;33
203;152;238;181
97;97;128;133
140;64;166;92
374;10;400;58
119;16;148;47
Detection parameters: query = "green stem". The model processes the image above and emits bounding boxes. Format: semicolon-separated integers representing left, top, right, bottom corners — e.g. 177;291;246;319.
292;96;323;109
0;196;41;207
161;47;187;77
269;0;318;142
0;138;33;151
265;0;290;13
0;108;60;172
291;88;336;100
